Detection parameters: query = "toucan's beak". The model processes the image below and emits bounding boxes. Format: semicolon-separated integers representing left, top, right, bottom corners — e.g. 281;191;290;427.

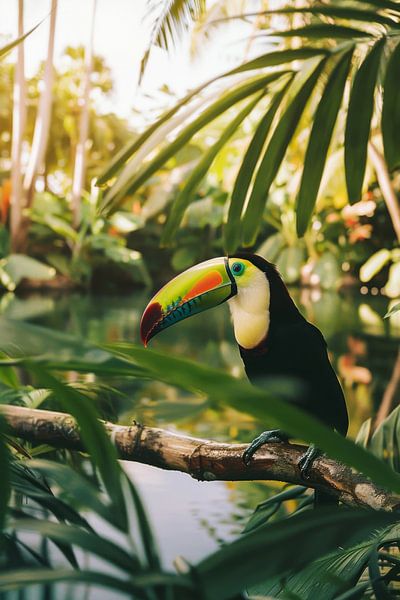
140;257;237;346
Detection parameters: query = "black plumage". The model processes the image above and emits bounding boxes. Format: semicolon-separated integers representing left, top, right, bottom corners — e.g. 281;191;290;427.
233;253;348;441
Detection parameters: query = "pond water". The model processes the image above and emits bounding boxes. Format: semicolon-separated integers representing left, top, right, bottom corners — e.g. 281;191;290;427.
2;287;400;595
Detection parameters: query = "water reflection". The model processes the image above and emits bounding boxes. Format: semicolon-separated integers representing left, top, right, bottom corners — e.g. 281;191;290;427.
2;288;400;569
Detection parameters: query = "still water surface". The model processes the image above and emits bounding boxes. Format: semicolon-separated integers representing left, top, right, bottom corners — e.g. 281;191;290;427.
2;288;400;594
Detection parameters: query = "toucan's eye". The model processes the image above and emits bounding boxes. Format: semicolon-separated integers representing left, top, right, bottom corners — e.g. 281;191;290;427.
231;261;245;276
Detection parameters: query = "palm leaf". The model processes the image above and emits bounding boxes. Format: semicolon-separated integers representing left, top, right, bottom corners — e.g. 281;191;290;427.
296;48;354;237
265;24;374;40
100;71;289;215
196;509;398;600
253;6;398;27
224;85;289;253
241;58;327;246
382;40;400;170
0;17;45;60
140;0;206;82
161;91;265;244
345;38;386;202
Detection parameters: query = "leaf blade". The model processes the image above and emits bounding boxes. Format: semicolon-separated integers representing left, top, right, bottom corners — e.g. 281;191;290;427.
161;91;265;244
382;40;400;170
296;48;354;237
345;38;386;203
224;86;288;253
241;59;327;246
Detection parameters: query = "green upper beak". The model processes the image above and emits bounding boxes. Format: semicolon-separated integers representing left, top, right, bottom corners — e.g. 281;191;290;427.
140;257;237;346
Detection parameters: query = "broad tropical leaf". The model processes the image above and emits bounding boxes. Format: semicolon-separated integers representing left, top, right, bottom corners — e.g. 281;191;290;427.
196;508;398;600
224;85;289;253
99;71;288;214
382;40;400;170
161;91;265;244
345;38;386;202
296;48;354;236
241;58;327;246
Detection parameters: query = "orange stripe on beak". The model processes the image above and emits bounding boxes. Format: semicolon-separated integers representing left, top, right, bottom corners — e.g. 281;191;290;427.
183;271;223;302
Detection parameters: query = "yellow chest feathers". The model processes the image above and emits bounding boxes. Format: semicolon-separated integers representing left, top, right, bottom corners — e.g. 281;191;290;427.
228;271;270;349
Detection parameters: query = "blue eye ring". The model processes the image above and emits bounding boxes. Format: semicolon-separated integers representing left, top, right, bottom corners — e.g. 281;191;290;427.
231;261;245;276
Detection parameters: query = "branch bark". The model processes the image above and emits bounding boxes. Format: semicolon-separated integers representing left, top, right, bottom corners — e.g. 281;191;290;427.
1;404;400;512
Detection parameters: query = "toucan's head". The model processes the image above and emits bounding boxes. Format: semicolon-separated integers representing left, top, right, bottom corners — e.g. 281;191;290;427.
140;253;298;349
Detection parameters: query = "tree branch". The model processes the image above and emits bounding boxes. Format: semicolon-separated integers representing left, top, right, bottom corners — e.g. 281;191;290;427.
1;404;399;512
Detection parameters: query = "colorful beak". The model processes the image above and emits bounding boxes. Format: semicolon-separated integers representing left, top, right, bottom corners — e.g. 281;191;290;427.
140;257;237;346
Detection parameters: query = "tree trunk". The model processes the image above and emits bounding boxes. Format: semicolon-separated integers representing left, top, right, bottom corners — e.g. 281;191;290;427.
23;0;58;209
10;0;27;253
71;0;97;227
2;404;400;512
368;141;400;244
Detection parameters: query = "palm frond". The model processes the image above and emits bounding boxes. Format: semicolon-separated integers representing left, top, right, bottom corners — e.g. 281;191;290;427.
140;0;206;82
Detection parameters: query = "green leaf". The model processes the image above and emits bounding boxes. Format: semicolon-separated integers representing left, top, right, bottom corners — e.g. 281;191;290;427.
100;71;289;214
27;459;123;528
0;317;146;378
102;343;400;494
226;47;330;76
161;92;264;244
10;519;138;573
354;0;400;13
140;0;206;82
385;260;400;298
241;59;327;246
97;77;219;186
345;38;385;203
360;249;391;282
312;252;342;290
0;18;45;60
296;49;354;237
39;214;78;242
0;568;184;595
385;301;400;318
276;246;305;284
382;41;400;170
268;24;373;40
253;537;382;599
0;254;55;291
368;405;400;471
26;366;128;531
0;417;10;530
243;486;307;534
224;86;289;253
196;508;398;600
259;6;399;27
257;232;286;262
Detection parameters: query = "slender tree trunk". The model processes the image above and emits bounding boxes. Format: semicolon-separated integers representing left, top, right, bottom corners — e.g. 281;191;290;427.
10;0;27;253
71;0;97;227
23;0;58;208
368;141;400;244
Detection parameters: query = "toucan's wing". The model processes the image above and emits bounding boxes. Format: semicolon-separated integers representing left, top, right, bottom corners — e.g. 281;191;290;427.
243;321;348;435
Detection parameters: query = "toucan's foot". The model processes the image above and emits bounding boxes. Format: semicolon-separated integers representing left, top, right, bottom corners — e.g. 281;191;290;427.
243;429;289;466
298;445;321;479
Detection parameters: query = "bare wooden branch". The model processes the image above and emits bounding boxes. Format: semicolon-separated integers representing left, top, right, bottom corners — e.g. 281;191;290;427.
1;404;400;512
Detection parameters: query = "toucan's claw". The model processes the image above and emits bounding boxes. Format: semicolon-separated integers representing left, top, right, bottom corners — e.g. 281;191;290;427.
243;429;289;465
298;445;321;479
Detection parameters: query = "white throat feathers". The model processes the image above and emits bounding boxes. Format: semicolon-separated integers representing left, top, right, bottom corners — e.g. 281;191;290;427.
228;270;270;349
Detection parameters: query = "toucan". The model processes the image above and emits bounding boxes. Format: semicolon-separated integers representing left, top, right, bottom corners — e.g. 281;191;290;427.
140;253;348;501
